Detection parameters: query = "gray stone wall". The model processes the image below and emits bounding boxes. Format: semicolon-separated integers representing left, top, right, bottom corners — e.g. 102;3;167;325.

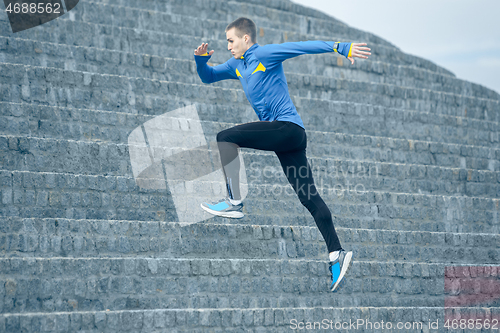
0;0;499;331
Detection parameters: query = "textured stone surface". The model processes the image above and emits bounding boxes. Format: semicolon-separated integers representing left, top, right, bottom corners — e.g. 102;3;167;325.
0;0;499;331
2;306;481;333
1;218;499;262
0;257;449;313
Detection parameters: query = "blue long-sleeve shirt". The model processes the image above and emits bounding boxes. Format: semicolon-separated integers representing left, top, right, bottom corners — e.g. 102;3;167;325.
194;40;351;129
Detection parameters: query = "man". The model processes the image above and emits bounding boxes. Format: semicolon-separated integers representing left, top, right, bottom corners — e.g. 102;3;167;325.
193;17;370;292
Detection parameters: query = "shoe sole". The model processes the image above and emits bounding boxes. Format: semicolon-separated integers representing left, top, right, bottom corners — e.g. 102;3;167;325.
200;203;244;219
331;251;353;292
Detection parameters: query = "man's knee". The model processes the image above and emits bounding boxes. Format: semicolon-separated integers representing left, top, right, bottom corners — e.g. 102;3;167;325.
217;129;234;143
299;195;331;221
294;180;319;201
298;191;320;209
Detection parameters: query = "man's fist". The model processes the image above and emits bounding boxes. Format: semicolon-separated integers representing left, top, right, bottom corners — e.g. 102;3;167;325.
194;43;214;56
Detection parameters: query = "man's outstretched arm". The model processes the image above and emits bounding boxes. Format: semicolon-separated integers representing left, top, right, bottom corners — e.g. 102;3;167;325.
259;40;371;66
194;42;237;84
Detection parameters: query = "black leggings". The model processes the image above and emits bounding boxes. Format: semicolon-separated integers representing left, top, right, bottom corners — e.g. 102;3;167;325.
216;120;342;253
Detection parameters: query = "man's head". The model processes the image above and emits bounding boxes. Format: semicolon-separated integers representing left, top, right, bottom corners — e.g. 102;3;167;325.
225;17;256;59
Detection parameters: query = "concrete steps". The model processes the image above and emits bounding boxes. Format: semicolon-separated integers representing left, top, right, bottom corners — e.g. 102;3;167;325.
1;132;500;197
0;306;466;333
2;125;500;174
1;0;498;331
65;0;457;76
0;35;484;99
1;54;497;124
1;10;498;104
1;169;499;233
3;0;498;98
1;218;499;263
2;86;498;149
0;257;453;314
1;63;499;146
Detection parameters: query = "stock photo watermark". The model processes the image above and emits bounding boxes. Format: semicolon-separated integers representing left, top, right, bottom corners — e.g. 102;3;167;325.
445;265;500;330
248;161;379;200
128;104;248;224
3;0;79;33
287;265;500;331
290;318;437;331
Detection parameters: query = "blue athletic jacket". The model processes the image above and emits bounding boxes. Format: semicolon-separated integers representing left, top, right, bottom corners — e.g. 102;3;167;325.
194;41;352;129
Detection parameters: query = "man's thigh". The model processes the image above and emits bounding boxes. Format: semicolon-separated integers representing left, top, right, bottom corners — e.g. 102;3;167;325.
217;121;305;152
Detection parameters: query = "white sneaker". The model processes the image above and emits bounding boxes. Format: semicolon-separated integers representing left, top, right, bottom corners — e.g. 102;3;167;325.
200;198;244;219
329;250;353;292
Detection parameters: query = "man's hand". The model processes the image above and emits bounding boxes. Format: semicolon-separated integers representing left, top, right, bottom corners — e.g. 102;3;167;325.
194;43;214;56
347;43;371;65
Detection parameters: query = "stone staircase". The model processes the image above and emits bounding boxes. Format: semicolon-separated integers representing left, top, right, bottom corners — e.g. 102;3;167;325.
1;0;499;331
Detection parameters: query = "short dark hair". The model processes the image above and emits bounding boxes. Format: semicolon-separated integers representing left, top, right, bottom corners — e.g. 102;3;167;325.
226;17;257;43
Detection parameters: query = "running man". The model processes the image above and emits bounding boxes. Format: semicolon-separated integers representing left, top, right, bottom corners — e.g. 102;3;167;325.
193;17;371;292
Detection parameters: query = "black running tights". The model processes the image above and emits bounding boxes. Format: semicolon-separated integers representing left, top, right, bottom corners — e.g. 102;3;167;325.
216;120;342;253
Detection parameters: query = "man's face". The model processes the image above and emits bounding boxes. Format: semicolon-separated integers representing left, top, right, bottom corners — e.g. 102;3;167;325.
226;28;249;59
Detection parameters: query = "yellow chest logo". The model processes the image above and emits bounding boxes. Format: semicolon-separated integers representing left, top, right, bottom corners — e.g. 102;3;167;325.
251;62;266;74
236;63;266;78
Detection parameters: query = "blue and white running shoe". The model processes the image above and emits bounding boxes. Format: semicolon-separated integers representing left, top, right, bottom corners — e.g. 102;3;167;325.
200;198;244;218
329;249;353;292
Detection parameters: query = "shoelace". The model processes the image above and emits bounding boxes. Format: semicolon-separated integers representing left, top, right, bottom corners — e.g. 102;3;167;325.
207;198;230;206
